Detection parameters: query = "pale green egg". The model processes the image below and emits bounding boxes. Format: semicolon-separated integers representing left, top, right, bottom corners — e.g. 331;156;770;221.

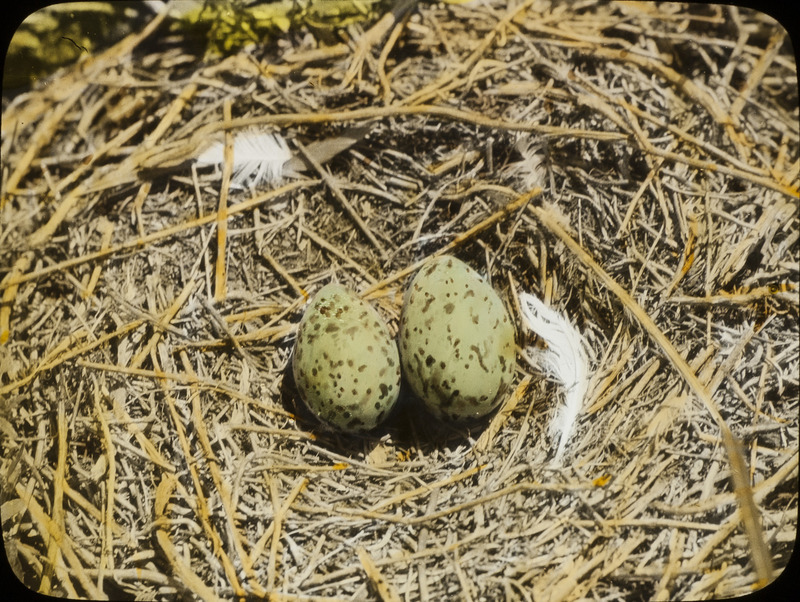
399;256;516;421
292;283;401;432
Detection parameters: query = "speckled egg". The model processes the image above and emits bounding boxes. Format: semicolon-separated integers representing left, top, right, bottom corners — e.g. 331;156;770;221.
292;283;401;432
399;256;516;421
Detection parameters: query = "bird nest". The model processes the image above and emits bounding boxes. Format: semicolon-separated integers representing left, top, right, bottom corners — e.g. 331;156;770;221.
1;1;798;600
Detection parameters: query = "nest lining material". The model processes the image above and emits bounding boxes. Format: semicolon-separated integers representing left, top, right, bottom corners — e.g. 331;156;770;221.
1;1;798;600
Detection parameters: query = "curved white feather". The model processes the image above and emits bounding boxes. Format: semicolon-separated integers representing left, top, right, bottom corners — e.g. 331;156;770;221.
517;291;590;463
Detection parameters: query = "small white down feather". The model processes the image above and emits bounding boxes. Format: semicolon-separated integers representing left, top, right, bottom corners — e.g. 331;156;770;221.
196;130;292;189
517;291;591;464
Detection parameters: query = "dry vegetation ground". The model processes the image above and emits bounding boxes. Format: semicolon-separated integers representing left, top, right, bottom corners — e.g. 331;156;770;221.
1;1;798;600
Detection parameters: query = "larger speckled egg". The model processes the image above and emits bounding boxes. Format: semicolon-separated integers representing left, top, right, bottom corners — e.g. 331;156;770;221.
399;256;515;421
292;283;401;432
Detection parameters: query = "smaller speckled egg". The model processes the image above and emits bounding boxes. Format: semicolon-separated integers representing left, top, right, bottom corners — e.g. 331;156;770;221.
292;284;401;432
399;256;516;421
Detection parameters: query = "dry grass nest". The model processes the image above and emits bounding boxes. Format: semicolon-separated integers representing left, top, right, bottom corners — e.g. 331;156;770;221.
1;1;798;600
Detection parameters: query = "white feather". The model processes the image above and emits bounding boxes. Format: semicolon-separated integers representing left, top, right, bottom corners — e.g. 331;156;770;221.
196;129;292;189
517;291;590;464
503;134;547;190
